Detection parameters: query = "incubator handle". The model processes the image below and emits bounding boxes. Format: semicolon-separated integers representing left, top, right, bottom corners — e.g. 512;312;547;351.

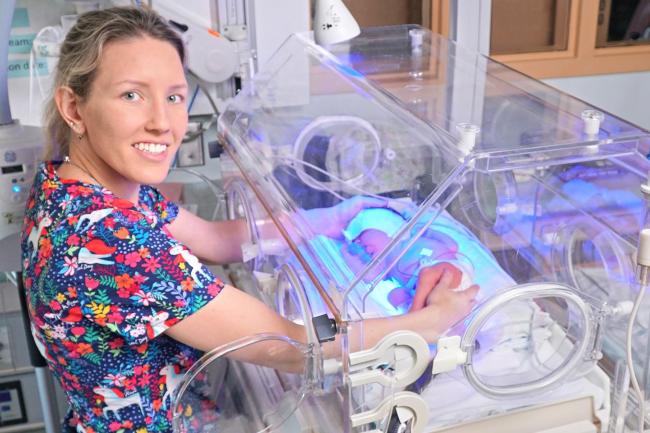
347;331;430;388
350;391;428;433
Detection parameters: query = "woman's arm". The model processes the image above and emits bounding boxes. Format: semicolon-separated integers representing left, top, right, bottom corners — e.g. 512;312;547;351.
166;207;249;264
165;266;477;373
165;284;308;372
167;196;389;265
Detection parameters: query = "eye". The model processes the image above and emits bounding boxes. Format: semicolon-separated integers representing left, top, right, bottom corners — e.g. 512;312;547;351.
168;94;185;104
122;91;141;101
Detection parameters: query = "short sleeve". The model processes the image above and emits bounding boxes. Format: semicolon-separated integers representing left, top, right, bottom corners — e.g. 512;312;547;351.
140;185;180;225
77;205;223;346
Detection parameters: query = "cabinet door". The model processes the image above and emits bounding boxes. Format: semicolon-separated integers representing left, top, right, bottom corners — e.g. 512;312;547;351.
596;0;650;47
488;0;650;78
491;0;571;55
343;0;433;28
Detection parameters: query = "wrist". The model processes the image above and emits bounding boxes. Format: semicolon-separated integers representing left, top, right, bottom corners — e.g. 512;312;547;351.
403;306;447;343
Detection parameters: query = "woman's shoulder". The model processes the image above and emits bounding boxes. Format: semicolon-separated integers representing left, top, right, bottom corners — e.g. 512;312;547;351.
139;184;179;225
29;167;153;233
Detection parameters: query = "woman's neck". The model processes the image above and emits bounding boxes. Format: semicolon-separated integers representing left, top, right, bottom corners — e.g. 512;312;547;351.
58;150;141;204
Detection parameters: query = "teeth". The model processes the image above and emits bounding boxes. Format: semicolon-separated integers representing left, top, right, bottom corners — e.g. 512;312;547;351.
134;143;167;154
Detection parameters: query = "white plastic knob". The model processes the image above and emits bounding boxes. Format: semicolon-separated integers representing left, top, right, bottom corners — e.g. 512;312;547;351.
581;110;604;136
456;123;480;155
637;228;650;267
409;28;425;52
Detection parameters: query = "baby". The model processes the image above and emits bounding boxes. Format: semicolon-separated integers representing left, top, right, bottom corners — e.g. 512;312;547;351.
342;208;475;313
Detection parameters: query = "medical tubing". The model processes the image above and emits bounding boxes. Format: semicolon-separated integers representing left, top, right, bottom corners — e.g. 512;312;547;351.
628;229;650;432
608;360;630;433
627;277;646;433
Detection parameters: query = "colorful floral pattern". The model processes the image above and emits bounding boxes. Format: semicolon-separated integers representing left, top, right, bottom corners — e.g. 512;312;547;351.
21;162;224;433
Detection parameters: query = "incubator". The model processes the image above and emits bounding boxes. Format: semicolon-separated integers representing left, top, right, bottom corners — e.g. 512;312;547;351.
172;26;650;432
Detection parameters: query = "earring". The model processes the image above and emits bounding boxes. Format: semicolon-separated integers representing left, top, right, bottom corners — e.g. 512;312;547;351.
69;121;74;127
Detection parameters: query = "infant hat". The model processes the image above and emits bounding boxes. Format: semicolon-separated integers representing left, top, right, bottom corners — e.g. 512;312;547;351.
343;208;405;241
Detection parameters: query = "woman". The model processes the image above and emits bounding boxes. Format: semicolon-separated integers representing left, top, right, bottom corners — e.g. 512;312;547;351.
21;7;477;433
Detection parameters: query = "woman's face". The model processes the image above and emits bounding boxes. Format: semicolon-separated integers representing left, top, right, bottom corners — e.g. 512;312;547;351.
78;35;188;186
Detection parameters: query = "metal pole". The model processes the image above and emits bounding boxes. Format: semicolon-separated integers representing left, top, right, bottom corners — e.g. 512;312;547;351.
0;0;17;125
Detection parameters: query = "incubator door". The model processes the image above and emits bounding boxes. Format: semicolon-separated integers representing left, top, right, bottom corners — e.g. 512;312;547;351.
453;283;600;399
172;335;315;433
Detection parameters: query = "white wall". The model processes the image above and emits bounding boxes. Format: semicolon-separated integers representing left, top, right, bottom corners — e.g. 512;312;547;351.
544;71;650;131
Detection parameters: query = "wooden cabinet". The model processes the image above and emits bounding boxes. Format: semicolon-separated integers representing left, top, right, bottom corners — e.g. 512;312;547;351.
342;0;431;28
430;0;650;79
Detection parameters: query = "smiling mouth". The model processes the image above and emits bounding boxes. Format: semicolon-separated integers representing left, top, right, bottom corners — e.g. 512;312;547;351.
133;142;168;154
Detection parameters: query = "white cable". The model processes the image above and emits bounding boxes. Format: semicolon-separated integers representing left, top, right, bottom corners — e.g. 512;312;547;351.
628;226;650;432
626;280;645;433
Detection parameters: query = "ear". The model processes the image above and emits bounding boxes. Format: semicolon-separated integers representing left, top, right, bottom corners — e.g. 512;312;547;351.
54;86;86;136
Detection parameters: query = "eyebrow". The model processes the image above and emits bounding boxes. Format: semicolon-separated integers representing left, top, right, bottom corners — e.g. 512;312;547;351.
113;79;188;91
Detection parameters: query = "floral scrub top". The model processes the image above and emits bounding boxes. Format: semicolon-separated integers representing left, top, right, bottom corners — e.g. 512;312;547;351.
21;162;224;433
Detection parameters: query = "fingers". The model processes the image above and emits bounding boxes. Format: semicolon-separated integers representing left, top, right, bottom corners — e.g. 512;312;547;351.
435;266;456;290
457;285;479;316
424;268;460;307
410;265;444;311
410;264;464;311
463;284;480;300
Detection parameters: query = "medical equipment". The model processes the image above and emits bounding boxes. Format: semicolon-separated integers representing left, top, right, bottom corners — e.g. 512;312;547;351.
1;0;42;251
1;3;63;433
167;25;650;433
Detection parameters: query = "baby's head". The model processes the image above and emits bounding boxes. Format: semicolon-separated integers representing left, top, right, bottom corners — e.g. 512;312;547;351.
341;208;405;281
344;208;406;256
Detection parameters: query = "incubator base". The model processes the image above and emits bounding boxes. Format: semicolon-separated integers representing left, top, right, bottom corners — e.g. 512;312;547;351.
429;366;609;432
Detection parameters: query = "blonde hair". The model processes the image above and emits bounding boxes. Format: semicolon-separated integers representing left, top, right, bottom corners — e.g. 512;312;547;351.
43;7;185;159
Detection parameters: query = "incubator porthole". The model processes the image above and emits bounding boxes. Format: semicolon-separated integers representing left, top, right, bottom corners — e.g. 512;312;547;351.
225;178;263;270
458;283;596;399
293;116;381;190
474;172;499;225
453;170;518;234
173;335;311;433
551;223;633;303
276;266;306;324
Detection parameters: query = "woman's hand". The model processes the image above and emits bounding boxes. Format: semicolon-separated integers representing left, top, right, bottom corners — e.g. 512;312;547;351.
409;262;465;312
407;264;478;341
303;196;388;238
